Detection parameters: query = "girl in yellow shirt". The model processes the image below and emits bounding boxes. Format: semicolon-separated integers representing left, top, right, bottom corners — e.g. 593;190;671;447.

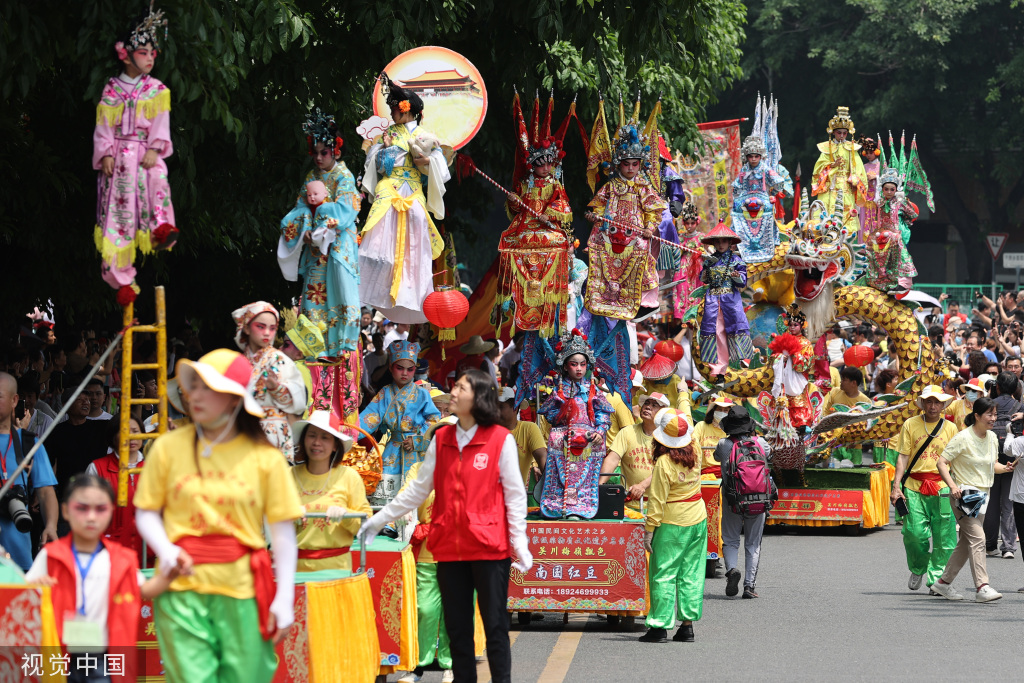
291;411;371;572
692;394;734;478
640;408;707;644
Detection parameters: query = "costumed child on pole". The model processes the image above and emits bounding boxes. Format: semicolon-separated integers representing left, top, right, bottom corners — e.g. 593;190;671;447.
277;108;362;353
812;107;868;232
94;3;178;303
26;475;178;680
359;341;441;505
671;201;705;319
360;74;451;323
134;349;305;683
537;329;614;519
698;222;754;383
865;167;918;297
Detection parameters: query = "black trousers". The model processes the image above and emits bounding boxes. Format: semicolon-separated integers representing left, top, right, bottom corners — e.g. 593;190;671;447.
983;471;1017;552
436;558;512;683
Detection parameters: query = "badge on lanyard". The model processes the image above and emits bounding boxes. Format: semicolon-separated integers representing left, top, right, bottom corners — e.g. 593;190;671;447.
63;546;104;651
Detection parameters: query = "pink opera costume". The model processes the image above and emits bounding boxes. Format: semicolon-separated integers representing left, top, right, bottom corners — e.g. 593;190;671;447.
277;108;362;354
93;5;178;298
538;329;614;519
359;74;451;324
671;201;706;318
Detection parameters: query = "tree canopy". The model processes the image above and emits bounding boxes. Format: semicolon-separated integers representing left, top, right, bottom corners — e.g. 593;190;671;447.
0;0;744;338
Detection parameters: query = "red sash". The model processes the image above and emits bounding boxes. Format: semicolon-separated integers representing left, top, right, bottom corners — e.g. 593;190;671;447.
297;547;350;560
666;492;703;504
701;465;722;477
409;523;431;561
177;535;276;640
909;472;946;497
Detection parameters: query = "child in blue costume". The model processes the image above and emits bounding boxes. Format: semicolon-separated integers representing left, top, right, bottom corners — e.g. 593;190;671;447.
698;221;754;382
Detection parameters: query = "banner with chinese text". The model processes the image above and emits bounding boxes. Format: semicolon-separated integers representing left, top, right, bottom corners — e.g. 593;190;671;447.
771;489;864;522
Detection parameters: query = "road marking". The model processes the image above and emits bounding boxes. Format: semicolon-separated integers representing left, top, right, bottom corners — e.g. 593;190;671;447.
537;619;583;683
475;630;519;683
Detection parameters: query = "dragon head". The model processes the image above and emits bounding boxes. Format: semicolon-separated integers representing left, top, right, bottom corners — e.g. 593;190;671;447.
785;189;865;301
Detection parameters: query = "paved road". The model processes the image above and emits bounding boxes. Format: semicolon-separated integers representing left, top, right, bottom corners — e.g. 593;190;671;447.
394;520;1024;682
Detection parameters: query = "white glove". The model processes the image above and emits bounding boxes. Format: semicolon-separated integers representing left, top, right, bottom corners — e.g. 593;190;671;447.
268;520;297;633
325;506;348;523
358;515;386;548
270;588;295;632
511;539;533;573
644;530;654;553
135;509;184;577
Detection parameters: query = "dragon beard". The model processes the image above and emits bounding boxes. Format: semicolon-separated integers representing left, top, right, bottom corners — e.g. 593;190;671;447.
800;283;836;341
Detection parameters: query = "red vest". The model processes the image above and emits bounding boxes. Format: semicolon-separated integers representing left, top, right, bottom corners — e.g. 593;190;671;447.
92;452;146;560
427;423;511;562
46;535;141;647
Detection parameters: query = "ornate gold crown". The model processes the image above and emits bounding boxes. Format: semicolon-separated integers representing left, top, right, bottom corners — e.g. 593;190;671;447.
826;106;856;135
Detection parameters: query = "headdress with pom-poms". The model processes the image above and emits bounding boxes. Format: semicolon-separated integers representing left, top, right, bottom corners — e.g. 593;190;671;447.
510;88;585;190
858;135;880;160
303;107;343;157
116;1;168;59
782;303;806;326
554;328;595;369
680;200;701;223
585;90;663;193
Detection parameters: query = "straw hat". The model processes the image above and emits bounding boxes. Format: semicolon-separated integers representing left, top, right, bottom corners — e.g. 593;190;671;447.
639;353;676;382
292;410;354;455
459;335;495;356
175;349;263;417
916;384;954;410
653;408;692;448
700;221;741;246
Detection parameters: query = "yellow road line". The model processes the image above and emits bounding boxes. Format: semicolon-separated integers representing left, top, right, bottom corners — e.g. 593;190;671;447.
475;630;519;683
537;619;583;683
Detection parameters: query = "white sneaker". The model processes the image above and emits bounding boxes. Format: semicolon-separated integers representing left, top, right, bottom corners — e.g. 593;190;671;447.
1003;551;1014;559
442;671;455;683
930;581;964;601
986;549;1001;557
397;673;422;683
976;585;1003;603
908;573;924;591
839;459;855;468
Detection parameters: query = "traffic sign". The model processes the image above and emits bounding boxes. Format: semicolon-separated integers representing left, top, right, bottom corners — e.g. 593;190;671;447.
1004;252;1024;269
986;233;1009;260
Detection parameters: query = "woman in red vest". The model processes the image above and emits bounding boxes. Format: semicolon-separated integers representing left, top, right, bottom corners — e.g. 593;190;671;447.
361;369;531;683
26;475;176;681
86;415;145;562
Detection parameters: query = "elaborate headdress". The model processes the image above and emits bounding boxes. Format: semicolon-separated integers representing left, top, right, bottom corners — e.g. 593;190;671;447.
585;92;662;192
285;314;326;359
858;135;880;160
388;340;420;366
878;167;902;190
747;93;783;168
783;303;806;326
876;130;935;211
740;135;767;158
116;1;168;58
303;107;343;157
511;89;583;189
554;328;595;368
826;106;856;135
680;200;700;223
231;301;279;349
379;72;424;119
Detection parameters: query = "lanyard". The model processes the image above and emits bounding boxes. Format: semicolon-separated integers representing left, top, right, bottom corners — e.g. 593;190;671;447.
0;434;11;479
71;545;102;615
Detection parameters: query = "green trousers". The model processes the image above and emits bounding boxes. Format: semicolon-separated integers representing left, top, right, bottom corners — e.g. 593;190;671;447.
902;488;957;586
154;591;278;683
874;445;899;468
415;562;452;669
645;520;707;629
833;446;862;466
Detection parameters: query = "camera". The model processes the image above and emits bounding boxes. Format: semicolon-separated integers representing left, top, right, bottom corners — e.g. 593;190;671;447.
0;485;32;533
1011;417;1024;439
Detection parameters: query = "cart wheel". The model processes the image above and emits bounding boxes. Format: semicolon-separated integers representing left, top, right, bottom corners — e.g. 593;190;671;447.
606;614;620;627
706;559;718;578
621;616;636;631
844;523;863;537
517;611;531;626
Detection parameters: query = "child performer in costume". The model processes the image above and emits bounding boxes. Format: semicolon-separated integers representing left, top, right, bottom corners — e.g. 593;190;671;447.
360;75;450;323
280;314;327;420
135;349;305;683
232;302;307;460
94;5;178;300
865;168;918;296
26;476;177;676
495;91;575;338
698;222;754;382
278;108;362;353
359;341;441;505
812;107;868;231
857;136;882;244
768;305;819;432
537;329;614;519
291;411;370;572
639;408;706;644
732;134;787;263
671;201;705;319
359;369;532;683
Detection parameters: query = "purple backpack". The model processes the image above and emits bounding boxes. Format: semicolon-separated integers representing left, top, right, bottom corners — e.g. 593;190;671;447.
725;438;776;517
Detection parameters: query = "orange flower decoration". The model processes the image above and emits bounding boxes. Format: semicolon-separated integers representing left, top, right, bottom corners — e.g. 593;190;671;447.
398;100;411;113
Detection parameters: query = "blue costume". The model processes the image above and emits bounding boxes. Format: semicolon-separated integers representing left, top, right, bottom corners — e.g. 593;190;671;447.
698;224;754;374
730;162;786;263
359;341;440;504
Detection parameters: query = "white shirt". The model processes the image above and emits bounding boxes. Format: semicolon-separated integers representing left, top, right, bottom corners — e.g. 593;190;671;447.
26;547;111;648
379;423;528;552
87;411;113;421
382;329;408;351
1003;434;1024;504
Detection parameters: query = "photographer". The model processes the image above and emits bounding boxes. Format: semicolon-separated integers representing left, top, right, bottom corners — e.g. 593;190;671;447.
0;372;58;570
985;373;1020;559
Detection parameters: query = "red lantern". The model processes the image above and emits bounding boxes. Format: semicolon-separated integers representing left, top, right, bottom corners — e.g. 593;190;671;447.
423;286;470;359
843;345;874;368
654;340;684;363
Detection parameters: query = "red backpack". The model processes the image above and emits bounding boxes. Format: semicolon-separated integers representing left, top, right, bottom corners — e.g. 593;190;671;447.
725;438;777;517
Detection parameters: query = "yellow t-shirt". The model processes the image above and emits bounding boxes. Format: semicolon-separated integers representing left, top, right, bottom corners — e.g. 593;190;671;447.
293;464;371;572
605;392;638;448
609;424;655;509
645;454;707;530
511;421;547;487
692;421;727;469
941;427;998;491
133;426;305;598
642;376;693;423
946;398;969;431
822;387;871;414
896;416;959;493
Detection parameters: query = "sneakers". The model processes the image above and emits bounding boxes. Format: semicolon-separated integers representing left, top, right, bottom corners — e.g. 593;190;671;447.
908;573;924;591
639;627;668;643
838;459;855;468
976;585;1003;603
397;672;423;683
930;581;964;601
1003;551;1015;559
986;549;1001;557
726;568;741;597
442;671;455;683
742;586;759;599
673;623;695;642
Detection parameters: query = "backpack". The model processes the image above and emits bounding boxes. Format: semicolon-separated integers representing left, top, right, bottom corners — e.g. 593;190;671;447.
724;437;776;517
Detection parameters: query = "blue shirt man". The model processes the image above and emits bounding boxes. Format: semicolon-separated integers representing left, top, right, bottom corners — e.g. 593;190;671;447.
0;430;57;570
